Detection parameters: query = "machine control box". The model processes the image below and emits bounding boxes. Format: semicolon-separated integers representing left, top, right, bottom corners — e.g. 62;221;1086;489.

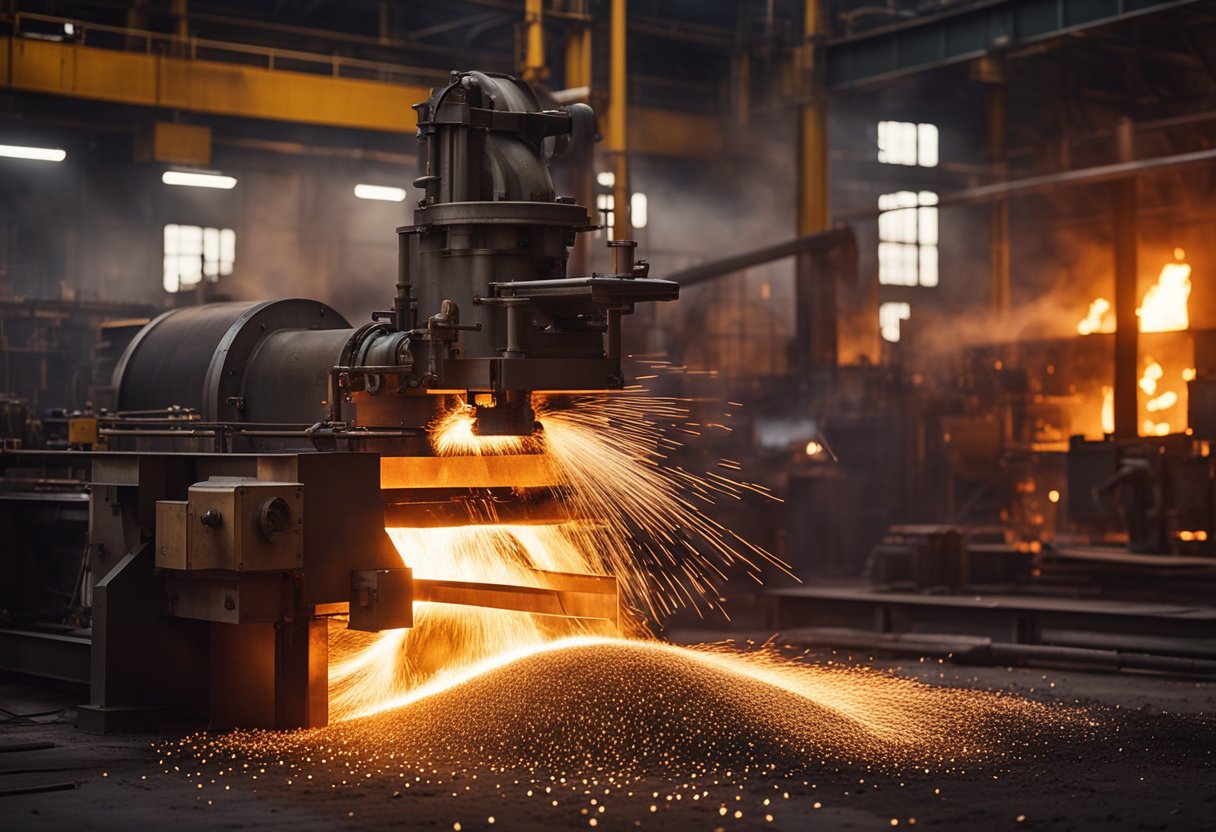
156;479;303;572
350;568;414;632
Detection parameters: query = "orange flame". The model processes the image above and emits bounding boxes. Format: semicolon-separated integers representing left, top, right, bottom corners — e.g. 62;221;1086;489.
1100;386;1114;435
1138;249;1191;333
1077;298;1113;335
1080;250;1194;437
1075;249;1191;335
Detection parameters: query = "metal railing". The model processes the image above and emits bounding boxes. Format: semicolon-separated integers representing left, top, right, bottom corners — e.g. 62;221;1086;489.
8;12;449;88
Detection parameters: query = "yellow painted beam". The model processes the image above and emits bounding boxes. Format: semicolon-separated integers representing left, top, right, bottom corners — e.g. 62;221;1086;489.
158;56;426;132
150;122;212;165
608;0;630;239
563;25;591;90
10;38;157;106
629;107;723;158
3;36;720;156
4;36;428;134
522;0;548;84
797;0;829;236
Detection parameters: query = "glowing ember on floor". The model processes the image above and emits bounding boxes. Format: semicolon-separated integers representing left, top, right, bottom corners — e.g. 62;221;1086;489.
157;394;1096;827
161;639;1092;828
332;394;793;719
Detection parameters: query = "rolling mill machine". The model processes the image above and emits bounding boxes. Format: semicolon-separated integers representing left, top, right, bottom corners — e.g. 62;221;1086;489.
3;71;677;732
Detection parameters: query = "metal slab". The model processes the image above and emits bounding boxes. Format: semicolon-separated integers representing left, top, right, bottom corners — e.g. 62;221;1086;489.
0;628;90;685
380;454;559;490
768;585;1216;647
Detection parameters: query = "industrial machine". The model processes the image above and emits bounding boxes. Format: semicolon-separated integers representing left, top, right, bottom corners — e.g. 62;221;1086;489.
0;71;676;732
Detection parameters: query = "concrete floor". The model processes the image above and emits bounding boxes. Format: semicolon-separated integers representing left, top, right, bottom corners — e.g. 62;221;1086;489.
2;647;1213;831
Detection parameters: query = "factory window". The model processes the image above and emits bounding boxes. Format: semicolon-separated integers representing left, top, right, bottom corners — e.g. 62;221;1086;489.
879;302;911;342
594;172;647;239
877;191;938;287
877;121;938;167
596;193;616;239
163;224;235;293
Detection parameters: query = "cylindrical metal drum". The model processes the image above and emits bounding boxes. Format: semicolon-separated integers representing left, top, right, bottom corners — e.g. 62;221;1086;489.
113;300;352;423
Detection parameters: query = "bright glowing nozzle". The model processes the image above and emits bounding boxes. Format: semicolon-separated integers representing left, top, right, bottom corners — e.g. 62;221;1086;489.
471;390;538;437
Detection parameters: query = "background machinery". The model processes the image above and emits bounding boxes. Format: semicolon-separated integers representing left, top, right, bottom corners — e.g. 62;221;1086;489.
0;71;676;732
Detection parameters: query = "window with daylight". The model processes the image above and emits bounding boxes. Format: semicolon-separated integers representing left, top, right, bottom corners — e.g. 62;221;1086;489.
879;302;911;343
163;224;235;293
878;191;938;287
877;121;938;167
595;193;616;239
593;171;647;239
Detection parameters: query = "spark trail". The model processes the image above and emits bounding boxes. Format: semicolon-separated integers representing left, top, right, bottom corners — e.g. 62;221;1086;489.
330;393;792;720
159;394;1095;829
161;638;1092;829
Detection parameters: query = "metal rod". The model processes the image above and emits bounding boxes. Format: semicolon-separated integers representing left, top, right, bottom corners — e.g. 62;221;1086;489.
777;627;1216;676
665;227;856;286
395;231;413;332
608;0;630;241
835;147;1216;223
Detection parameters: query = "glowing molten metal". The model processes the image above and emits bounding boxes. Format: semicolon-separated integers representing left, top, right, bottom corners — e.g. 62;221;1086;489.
329;395;790;720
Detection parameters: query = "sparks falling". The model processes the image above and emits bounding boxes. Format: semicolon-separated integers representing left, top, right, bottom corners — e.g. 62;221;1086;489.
155;392;1094;831
160;637;1093;831
331;393;792;720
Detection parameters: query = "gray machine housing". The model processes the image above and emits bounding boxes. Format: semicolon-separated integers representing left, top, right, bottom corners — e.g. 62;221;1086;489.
60;71;674;733
112;71;677;443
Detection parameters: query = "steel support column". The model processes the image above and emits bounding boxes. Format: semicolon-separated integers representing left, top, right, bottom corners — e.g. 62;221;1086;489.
522;0;547;84
796;0;834;379
170;0;188;59
981;56;1011;315
608;0;630;242
275;616;329;730
1113;118;1139;439
732;49;751;129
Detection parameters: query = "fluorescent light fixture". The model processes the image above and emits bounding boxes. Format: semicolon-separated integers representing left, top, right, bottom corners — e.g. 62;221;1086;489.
162;171;237;189
550;86;590;104
354;184;406;202
0;144;66;162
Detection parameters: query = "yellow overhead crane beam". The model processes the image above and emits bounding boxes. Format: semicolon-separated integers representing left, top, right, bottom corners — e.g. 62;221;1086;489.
3;36;427;133
2;34;722;157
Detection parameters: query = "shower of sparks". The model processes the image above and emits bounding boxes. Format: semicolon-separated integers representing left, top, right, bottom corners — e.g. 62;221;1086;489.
159;639;1092;828
152;392;1095;828
329;524;625;721
434;394;792;620
332;393;793;720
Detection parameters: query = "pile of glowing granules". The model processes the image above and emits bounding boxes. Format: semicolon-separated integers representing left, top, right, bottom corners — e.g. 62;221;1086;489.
155;638;1094;829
